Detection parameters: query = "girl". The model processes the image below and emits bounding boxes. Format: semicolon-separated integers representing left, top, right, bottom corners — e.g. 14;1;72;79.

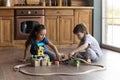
69;23;103;63
22;24;61;61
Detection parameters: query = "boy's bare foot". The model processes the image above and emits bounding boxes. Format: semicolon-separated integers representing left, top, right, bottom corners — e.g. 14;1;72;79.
87;58;91;64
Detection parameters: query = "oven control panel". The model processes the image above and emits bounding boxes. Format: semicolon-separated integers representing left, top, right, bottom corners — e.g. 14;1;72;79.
15;9;44;16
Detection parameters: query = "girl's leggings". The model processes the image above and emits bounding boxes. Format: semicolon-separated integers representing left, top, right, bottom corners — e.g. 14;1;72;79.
44;49;56;61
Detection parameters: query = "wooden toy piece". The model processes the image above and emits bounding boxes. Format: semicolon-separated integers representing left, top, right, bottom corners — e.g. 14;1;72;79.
47;58;50;63
38;46;44;56
41;59;47;66
47;62;51;66
55;61;59;66
47;58;51;66
41;54;50;66
31;59;40;67
52;60;55;64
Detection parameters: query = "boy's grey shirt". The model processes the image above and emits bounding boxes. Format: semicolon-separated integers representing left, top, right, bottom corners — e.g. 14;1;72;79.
85;34;103;57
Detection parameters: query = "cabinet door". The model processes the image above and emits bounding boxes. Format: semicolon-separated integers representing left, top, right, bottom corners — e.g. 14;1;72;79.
75;10;92;34
74;10;92;43
45;16;59;44
0;17;14;46
59;16;74;44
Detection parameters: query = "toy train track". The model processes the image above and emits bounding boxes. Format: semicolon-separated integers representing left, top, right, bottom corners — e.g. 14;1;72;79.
13;58;106;76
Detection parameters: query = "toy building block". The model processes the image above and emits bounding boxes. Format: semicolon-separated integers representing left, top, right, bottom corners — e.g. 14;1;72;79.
52;60;55;64
31;55;42;67
31;59;40;67
47;58;51;66
41;59;47;66
55;61;59;66
47;62;51;66
47;58;50;63
41;54;50;66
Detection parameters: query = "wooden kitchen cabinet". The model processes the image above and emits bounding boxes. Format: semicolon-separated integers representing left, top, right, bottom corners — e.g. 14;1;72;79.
45;9;74;45
0;10;14;46
59;16;74;44
74;9;92;43
45;16;59;44
0;0;93;47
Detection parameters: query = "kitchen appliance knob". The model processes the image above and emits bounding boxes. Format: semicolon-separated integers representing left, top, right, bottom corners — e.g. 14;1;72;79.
28;11;31;14
35;11;37;14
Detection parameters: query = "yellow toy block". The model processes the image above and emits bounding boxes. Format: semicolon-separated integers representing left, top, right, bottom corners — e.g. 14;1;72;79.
38;46;44;56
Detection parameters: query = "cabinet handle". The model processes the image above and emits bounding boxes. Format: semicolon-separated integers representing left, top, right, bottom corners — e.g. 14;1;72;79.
56;11;60;14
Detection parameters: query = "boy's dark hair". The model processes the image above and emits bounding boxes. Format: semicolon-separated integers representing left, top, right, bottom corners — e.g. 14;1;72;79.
73;23;88;34
25;24;46;47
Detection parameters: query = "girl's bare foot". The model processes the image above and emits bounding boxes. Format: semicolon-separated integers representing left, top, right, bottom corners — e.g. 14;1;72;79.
19;59;26;62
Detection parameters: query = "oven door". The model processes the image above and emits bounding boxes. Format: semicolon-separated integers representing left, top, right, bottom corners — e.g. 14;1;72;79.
15;16;44;40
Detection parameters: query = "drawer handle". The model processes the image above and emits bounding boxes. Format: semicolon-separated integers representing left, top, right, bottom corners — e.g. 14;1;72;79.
56;11;60;14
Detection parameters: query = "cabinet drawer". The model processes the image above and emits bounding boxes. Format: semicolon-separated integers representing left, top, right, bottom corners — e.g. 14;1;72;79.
45;9;73;16
0;10;14;17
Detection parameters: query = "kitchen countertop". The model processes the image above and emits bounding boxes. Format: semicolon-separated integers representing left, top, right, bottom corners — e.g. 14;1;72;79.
0;6;94;9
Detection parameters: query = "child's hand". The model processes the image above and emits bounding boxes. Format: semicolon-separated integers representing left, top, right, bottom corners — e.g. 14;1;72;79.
56;54;60;60
68;52;75;58
59;53;65;60
56;53;65;60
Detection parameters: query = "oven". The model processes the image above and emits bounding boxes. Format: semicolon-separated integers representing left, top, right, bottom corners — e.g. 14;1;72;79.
14;9;44;40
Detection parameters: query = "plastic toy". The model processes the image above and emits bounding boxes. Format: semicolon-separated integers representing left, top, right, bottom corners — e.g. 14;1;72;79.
71;57;81;66
61;57;81;67
38;46;44;56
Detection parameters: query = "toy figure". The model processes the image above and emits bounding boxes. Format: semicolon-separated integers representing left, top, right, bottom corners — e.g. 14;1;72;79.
38;46;44;57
